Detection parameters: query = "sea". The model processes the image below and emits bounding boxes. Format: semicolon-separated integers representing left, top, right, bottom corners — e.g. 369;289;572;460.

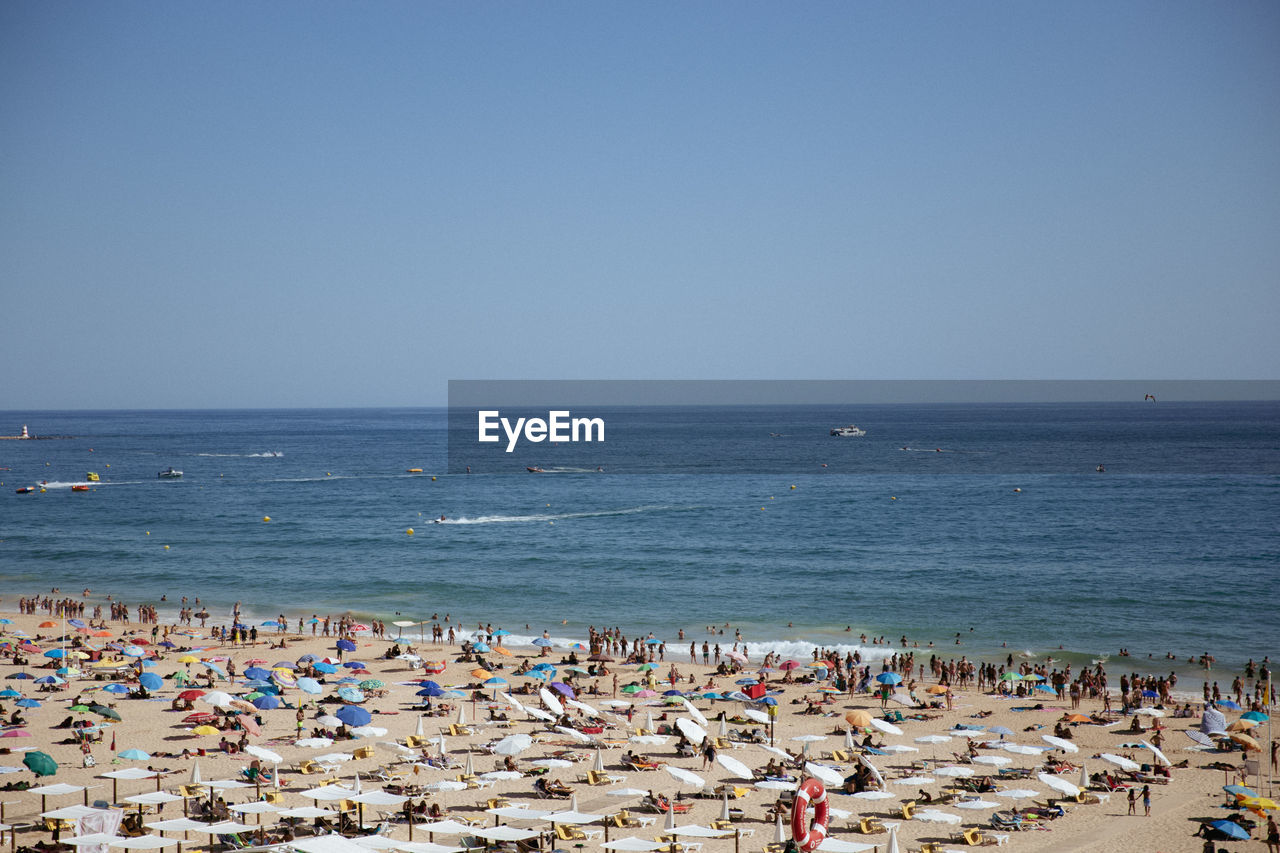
1;402;1277;690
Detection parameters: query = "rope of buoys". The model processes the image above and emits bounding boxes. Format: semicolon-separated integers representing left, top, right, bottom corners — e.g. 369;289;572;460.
791;777;829;852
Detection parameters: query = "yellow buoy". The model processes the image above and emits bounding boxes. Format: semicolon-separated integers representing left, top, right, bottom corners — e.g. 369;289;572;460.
406;528;414;535
263;516;271;522
790;485;796;489
891;496;897;500
164;545;170;550
431;476;436;481
146;531;150;535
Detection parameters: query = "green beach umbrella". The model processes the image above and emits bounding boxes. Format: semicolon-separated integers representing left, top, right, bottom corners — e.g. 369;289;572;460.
23;750;58;776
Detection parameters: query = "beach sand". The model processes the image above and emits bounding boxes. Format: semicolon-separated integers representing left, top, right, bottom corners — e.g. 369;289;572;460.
0;607;1271;853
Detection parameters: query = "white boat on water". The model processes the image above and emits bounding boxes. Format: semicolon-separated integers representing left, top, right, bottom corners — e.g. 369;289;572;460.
157;467;183;479
830;425;867;437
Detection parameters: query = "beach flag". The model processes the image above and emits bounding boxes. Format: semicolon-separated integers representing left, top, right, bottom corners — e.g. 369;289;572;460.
110;732;116;751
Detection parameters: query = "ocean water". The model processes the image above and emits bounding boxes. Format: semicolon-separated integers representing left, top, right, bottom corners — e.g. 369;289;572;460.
1;402;1277;686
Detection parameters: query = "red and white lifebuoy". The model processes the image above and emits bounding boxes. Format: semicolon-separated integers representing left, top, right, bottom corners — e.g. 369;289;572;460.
790;777;829;852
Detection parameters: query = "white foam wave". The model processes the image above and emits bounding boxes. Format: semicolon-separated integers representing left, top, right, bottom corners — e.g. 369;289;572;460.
195;451;284;458
435;505;679;525
453;629;896;662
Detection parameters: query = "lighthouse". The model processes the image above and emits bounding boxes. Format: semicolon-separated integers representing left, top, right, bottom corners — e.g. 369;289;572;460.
20;425;29;439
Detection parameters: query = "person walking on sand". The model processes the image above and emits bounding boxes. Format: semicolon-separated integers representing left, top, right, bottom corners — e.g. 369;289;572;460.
1142;784;1151;817
1127;788;1136;815
1264;814;1279;853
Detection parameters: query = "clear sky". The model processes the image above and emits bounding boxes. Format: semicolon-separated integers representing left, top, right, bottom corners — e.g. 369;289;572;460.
3;2;1278;409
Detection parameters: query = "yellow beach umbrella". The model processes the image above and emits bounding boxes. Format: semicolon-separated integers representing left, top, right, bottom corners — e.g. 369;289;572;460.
1227;719;1258;731
844;710;873;727
178;655;200;663
471;668;493;679
926;685;949;695
1229;732;1261;751
191;725;220;736
1239;795;1278;812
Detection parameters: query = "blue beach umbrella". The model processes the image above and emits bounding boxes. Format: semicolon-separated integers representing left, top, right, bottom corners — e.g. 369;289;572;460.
313;663;337;674
0;689;19;699
526;669;552;681
297;654;318;664
416;686;447;697
875;673;902;685
6;673;32;680
244;667;272;681
67;619;86;629
272;661;296;670
200;662;227;678
252;695;281;710
1208;819;1250;840
336;687;365;703
334;705;371;727
342;661;368;669
492;629;510;637
418;680;443;689
15;698;40;708
261;621;281;628
43;649;66;659
138;673;163;691
336;639;357;652
472;642;491;653
297;677;322;694
34;676;64;685
531;638;553;648
118;749;151;760
484;677;507;687
1218;700;1242;710
1241;711;1268;722
645;639;662;646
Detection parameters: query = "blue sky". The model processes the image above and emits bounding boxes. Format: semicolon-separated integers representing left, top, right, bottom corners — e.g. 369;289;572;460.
3;2;1278;408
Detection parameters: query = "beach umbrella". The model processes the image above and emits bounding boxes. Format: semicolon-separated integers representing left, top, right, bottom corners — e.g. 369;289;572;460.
1230;733;1262;751
336;687;366;703
850;791;895;801
23;751;58;776
915;734;951;745
680;699;708;727
715;754;753;780
1037;772;1081;798
953;799;1000;810
118;749;151;761
676;718;707;743
756;780;798;791
868;718;902;736
1241;711;1269;722
1099;754;1141;772
875;673;902;685
933;765;973;778
251;695;280;710
538;688;564;715
1140;740;1172;767
1041;735;1078;753
995;789;1039;800
971;755;1012;768
335;705;371;727
296;677;322;695
844;710;872;728
897;776;935;785
664;766;706;789
743;708;770;725
1208;820;1250;840
804;763;845;787
913;809;960;824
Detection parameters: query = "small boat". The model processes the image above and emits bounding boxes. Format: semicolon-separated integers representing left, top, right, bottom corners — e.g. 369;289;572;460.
526;466;544;473
15;486;35;494
830;425;867;437
71;484;89;492
157;468;183;479
86;472;100;482
406;468;423;473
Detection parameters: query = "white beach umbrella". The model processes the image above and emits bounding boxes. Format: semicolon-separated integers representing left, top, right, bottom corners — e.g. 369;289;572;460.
878;744;919;754
755;780;798;791
953;799;1000;810
606;788;650;797
719;717;729;738
530;758;574;769
1140;740;1172;767
868;719;902;736
757;745;792;761
932;765;974;778
592;749;605;773
896;776;936;785
715;754;753;780
1099;753;1141;773
1133;707;1165;717
478;771;524;781
1037;772;1081;798
244;745;283;765
1078;763;1090;790
914;735;951;745
971;755;1012;768
680;700;708;728
525;707;555;722
316;715;344;728
423;780;469;792
630;735;669;745
912;809;960;824
500;693;525;713
665;766;706;789
804;763;845;787
567;698;600;716
199;691;234;709
295;737;334;748
537;686;563;712
1002;744;1044;756
676;718;707;743
555;726;594;743
1040;735;1078;753
994;789;1038;800
743;709;770;725
600;840;665;852
850;791;894;801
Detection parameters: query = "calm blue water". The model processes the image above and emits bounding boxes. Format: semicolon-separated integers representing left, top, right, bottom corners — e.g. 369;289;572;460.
1;403;1277;683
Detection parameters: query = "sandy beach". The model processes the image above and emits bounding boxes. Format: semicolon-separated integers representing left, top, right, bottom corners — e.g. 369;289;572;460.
0;604;1274;853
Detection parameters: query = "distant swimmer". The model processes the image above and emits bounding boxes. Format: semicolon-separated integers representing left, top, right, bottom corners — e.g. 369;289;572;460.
1096;464;1106;473
597;466;604;472
1144;394;1156;402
